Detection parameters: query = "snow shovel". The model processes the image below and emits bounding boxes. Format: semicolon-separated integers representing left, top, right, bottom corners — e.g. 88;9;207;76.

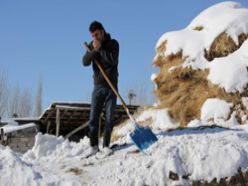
84;42;158;151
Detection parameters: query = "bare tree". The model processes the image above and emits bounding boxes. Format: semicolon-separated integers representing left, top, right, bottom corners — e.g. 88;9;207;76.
0;70;8;117
34;78;43;117
127;89;136;105
130;81;155;106
19;89;33;117
8;85;20;117
8;85;33;117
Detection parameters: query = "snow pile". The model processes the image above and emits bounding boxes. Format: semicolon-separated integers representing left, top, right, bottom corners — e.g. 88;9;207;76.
0;134;88;185
114;108;177;139
24;133;87;160
0;146;42;186
140;124;248;185
200;98;233;124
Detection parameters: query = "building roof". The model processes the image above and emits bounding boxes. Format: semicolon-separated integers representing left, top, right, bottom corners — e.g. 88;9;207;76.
15;102;139;139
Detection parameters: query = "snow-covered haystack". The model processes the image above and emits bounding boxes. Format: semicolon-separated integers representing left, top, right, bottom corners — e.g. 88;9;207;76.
152;1;248;126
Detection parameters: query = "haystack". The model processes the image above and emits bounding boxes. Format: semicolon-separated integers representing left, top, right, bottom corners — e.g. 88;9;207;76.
152;2;248;127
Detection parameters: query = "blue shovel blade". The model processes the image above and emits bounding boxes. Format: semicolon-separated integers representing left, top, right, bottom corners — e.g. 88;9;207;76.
130;124;158;151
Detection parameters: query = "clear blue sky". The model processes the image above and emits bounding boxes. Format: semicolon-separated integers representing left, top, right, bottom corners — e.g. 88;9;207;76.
1;0;248;110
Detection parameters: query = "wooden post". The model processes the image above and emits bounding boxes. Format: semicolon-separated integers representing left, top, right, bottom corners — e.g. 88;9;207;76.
46;121;51;134
56;109;60;137
0;128;3;145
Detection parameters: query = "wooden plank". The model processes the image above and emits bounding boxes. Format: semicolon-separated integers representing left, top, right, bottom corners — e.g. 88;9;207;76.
65;122;88;139
55;105;90;111
42;109;55;124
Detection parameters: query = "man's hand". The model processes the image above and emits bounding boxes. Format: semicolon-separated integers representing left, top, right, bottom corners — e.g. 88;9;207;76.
93;39;101;51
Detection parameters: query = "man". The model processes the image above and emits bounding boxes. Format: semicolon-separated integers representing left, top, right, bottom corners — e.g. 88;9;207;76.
82;21;119;157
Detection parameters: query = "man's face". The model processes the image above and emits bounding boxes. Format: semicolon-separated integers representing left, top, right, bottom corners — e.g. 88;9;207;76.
91;29;104;42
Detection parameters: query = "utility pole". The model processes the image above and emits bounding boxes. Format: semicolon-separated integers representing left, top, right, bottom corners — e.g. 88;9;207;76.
127;89;136;105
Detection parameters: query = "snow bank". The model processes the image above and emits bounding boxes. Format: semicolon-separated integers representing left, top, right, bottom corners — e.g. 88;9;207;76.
110;123;248;185
149;125;248;183
2;120;248;185
0;134;88;185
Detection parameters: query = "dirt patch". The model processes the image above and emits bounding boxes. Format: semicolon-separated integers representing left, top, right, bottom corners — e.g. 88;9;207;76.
67;167;83;175
192;168;248;186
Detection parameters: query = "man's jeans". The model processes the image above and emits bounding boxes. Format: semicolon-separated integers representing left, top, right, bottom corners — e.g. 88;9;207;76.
88;85;117;147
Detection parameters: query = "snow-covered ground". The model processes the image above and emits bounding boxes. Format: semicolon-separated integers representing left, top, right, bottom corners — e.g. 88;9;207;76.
0;102;248;185
1;1;248;185
1;115;248;186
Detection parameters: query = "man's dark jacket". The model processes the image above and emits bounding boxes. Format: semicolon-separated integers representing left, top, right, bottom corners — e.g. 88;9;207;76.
82;33;119;88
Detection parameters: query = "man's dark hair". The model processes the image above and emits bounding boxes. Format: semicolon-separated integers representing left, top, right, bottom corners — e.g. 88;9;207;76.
89;21;105;33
